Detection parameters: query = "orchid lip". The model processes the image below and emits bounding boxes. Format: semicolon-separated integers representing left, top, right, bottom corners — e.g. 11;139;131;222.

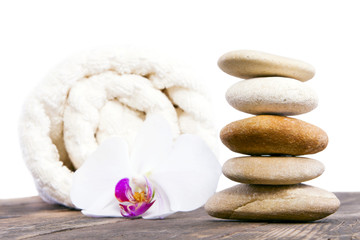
115;176;155;218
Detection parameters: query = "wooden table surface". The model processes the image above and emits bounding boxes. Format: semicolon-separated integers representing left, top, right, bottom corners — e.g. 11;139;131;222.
1;193;359;240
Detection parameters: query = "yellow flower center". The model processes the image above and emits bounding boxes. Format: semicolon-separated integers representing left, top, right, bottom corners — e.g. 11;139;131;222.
133;191;146;202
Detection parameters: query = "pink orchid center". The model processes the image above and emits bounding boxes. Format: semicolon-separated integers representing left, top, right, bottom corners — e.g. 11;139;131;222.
115;177;155;218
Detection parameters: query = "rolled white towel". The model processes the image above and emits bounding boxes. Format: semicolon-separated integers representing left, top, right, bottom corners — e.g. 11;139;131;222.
19;47;217;207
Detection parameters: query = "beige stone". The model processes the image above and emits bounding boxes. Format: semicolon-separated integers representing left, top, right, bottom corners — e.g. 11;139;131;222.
218;50;315;81
205;184;340;221
225;77;318;116
222;156;324;185
220;115;328;156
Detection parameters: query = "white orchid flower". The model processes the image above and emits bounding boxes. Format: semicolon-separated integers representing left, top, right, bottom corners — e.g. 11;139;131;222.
70;115;221;219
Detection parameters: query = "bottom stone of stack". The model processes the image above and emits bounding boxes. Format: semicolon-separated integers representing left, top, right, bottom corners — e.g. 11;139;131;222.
205;184;340;222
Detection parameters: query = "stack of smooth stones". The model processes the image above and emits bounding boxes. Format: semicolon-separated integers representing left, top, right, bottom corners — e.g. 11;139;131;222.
205;50;340;221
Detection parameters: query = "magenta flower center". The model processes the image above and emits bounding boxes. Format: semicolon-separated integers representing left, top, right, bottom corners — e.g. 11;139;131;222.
115;177;155;218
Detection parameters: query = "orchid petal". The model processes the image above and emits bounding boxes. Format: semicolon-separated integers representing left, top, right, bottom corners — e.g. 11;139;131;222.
70;137;130;212
150;134;221;212
81;191;122;217
130;115;173;175
141;182;174;219
115;178;134;202
120;200;155;218
144;177;154;202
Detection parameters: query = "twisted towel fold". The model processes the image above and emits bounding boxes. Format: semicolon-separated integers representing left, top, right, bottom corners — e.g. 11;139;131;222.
19;47;217;207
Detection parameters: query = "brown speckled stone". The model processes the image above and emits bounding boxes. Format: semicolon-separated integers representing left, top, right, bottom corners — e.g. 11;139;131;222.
222;156;324;185
205;184;340;221
218;50;315;81
220;115;328;156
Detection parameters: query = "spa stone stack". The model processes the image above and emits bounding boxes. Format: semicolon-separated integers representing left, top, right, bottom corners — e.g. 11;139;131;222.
205;50;340;221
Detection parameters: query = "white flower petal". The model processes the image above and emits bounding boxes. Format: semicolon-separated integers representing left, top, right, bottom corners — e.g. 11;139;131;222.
81;189;123;217
141;182;174;219
70;137;130;212
130;115;173;175
150;134;221;212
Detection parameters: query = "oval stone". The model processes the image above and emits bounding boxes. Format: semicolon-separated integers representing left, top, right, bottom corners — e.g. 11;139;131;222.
222;156;325;185
218;50;315;82
226;77;318;116
220;115;328;156
205;184;340;221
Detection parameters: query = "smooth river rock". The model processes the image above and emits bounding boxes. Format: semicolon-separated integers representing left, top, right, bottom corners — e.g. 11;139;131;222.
220;115;328;156
205;184;340;221
226;77;318;116
222;156;325;185
218;50;315;81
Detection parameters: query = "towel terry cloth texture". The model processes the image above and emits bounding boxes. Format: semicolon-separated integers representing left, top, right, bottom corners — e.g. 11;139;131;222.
19;47;217;207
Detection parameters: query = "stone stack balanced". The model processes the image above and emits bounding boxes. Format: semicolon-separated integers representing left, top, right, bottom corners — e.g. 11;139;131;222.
205;50;340;221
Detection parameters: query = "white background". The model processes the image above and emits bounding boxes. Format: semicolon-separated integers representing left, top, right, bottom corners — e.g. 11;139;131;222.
1;0;359;199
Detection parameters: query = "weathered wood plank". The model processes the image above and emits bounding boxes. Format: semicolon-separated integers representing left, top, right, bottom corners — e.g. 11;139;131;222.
0;193;359;239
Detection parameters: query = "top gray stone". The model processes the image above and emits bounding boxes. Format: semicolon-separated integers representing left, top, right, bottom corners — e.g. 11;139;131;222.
218;50;315;81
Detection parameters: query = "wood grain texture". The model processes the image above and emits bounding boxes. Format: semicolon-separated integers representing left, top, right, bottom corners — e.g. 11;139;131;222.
1;193;359;239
